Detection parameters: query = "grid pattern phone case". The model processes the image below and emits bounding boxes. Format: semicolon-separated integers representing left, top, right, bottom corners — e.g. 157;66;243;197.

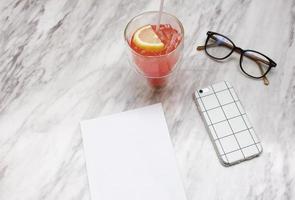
194;81;262;166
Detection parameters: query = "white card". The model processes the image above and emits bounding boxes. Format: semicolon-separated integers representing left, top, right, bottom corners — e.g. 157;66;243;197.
80;103;187;200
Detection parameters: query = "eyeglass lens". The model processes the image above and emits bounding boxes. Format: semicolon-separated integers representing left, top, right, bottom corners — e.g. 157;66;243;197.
241;51;270;78
205;34;234;59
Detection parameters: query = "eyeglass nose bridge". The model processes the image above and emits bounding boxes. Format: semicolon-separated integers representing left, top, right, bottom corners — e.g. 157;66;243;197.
233;46;243;53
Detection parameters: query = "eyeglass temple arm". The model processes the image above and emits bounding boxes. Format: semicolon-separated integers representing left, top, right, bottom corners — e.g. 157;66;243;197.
256;61;269;85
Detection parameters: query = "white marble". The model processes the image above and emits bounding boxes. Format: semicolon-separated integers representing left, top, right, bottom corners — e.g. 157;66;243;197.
0;0;295;199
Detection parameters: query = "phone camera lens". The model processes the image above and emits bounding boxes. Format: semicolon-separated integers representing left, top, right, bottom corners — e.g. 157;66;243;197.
199;89;203;93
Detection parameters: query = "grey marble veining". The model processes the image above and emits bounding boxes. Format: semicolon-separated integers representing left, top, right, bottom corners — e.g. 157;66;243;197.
0;0;295;199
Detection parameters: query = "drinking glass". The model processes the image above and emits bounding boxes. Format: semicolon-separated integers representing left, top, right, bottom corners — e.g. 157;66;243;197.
124;11;184;88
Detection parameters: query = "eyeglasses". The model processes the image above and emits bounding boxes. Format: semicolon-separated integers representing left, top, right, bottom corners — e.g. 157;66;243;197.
197;31;277;85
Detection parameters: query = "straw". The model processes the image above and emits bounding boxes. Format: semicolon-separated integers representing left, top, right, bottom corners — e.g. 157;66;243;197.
156;0;164;31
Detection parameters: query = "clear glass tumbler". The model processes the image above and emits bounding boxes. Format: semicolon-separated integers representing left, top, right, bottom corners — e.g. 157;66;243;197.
124;11;184;88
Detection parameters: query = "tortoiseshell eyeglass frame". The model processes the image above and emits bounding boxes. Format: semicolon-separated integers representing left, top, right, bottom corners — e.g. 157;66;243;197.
197;31;277;85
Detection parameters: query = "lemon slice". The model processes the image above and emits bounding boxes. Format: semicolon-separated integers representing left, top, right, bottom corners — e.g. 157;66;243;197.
133;25;164;52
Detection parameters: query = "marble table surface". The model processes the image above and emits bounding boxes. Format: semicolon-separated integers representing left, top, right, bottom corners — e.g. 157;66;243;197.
1;0;294;199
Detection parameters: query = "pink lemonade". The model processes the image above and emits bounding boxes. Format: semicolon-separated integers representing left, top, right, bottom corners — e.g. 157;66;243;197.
130;24;182;88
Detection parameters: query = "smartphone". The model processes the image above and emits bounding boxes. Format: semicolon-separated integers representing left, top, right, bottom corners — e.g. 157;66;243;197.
194;81;262;166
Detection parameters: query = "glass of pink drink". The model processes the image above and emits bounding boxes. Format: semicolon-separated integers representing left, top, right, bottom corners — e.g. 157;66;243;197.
124;11;184;88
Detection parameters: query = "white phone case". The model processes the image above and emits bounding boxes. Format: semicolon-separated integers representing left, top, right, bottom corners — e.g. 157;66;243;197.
194;81;262;166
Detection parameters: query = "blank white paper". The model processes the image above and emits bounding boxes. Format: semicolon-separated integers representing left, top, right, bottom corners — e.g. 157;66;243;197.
80;103;187;200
